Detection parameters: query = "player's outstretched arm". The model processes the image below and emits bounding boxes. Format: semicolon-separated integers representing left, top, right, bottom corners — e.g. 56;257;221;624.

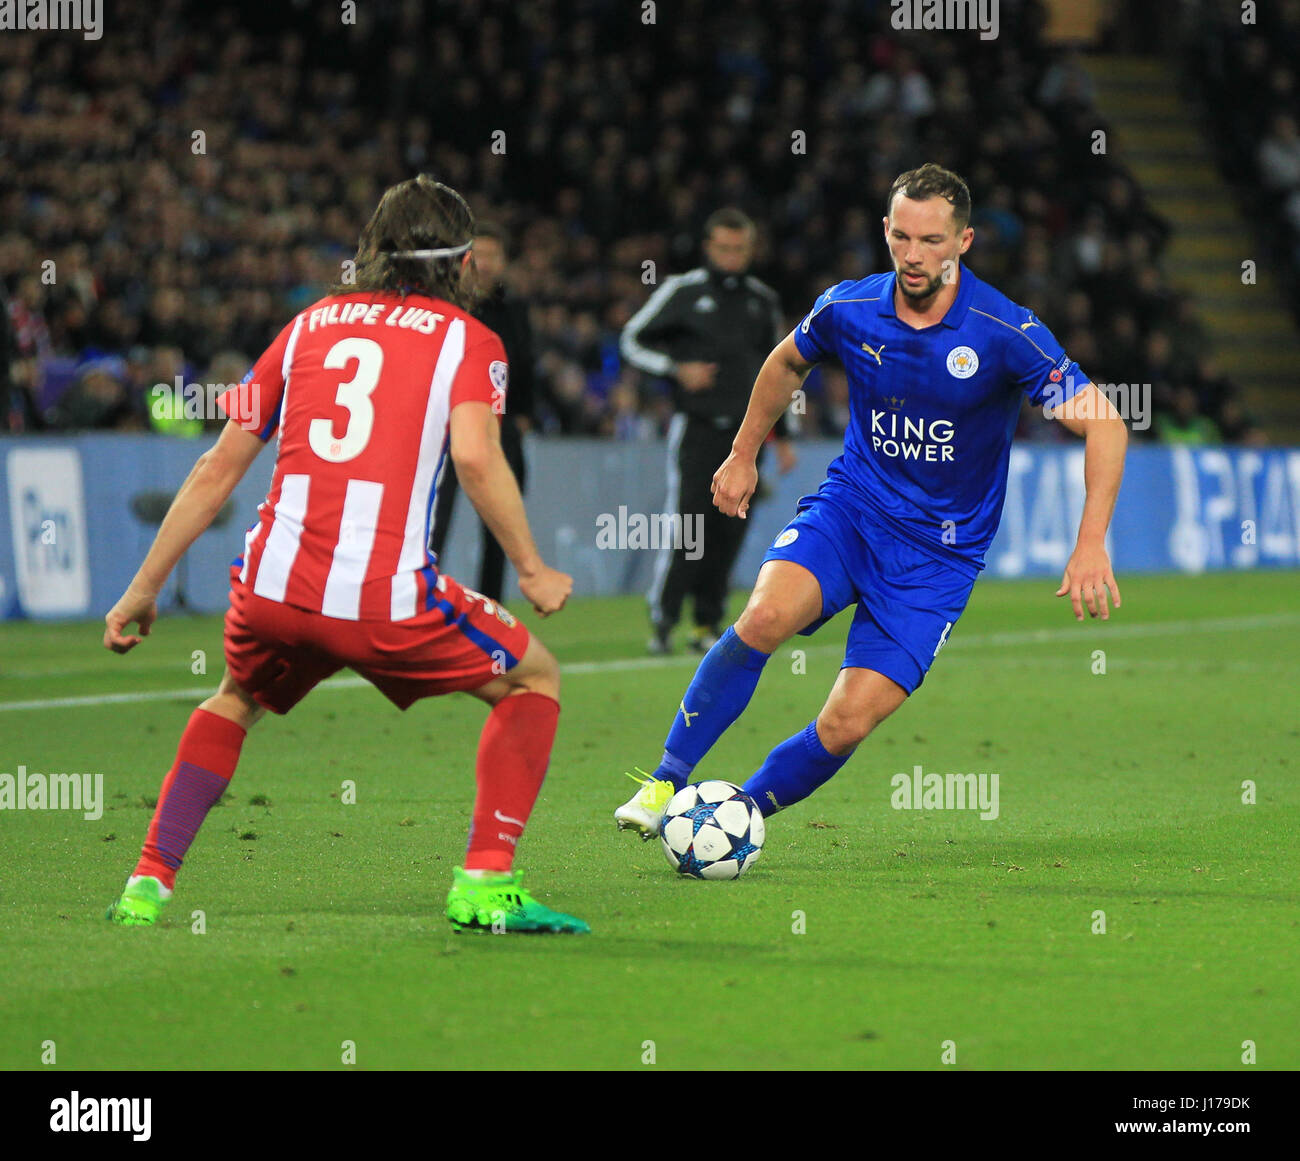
450;400;572;616
714;332;813;519
1047;383;1128;622
104;421;265;653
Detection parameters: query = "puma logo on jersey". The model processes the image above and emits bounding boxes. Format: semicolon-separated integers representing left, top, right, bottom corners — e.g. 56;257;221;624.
679;701;699;727
861;342;886;365
765;790;781;811
1020;320;1039;331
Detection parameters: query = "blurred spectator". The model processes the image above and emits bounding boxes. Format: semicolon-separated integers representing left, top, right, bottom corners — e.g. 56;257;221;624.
1156;386;1221;445
1215;397;1268;446
1258;114;1300;194
48;357;136;431
429;221;537;602
0;283;21;432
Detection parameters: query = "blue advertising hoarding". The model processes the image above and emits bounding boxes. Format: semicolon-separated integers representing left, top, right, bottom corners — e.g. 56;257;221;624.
0;436;1295;621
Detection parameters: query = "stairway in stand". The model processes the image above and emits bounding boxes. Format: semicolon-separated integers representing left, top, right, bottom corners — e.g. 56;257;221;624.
1085;54;1300;442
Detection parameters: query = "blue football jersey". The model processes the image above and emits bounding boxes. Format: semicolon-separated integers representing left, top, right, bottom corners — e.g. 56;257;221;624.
793;267;1089;572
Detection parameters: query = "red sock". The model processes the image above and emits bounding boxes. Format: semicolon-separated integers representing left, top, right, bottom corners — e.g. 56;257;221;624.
134;708;247;889
465;691;560;873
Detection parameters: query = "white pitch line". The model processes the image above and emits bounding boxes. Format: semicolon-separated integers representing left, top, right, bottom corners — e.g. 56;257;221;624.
1;611;1296;714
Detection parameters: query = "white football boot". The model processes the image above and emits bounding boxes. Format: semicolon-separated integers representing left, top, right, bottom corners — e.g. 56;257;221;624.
614;768;676;840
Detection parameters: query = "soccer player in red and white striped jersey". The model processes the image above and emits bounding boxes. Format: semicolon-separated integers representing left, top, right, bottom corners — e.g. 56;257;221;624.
103;177;588;933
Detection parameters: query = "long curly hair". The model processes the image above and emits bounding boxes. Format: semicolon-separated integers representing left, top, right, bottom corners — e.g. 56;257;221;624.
332;175;478;309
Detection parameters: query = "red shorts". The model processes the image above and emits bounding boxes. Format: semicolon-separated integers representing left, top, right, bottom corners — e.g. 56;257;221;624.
223;573;533;714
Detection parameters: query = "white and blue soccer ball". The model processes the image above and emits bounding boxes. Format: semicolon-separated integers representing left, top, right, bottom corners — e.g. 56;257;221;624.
660;780;765;880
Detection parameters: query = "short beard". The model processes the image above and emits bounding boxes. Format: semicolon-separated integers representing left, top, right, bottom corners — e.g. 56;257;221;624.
897;269;944;303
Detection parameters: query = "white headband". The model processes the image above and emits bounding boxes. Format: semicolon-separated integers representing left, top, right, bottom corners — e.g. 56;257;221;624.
386;242;473;259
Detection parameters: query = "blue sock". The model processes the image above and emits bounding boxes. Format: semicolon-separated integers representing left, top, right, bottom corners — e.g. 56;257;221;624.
744;721;851;816
652;626;770;789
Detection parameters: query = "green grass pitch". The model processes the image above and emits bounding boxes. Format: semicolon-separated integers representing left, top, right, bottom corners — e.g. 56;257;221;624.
1;570;1296;1070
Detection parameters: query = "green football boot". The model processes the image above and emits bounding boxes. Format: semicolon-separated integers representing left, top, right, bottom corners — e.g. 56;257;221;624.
445;866;589;934
106;875;172;926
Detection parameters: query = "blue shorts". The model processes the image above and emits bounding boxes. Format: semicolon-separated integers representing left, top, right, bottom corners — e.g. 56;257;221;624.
760;491;977;695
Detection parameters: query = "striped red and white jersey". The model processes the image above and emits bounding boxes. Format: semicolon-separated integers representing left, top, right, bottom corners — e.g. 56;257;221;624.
218;291;508;622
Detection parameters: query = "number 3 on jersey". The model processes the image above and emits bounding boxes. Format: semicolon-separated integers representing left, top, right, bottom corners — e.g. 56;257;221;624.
309;337;383;463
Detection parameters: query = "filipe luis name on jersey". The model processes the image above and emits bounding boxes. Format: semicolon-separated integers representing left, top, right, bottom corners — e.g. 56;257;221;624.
307;299;446;335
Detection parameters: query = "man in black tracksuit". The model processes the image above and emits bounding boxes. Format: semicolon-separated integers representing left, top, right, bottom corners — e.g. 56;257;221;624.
429;223;534;601
620;208;796;654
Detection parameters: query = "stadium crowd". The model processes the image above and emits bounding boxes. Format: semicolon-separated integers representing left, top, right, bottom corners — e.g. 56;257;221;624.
0;0;1265;444
1180;0;1300;324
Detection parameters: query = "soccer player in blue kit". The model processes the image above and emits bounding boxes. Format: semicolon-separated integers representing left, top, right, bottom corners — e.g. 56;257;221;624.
616;163;1128;835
